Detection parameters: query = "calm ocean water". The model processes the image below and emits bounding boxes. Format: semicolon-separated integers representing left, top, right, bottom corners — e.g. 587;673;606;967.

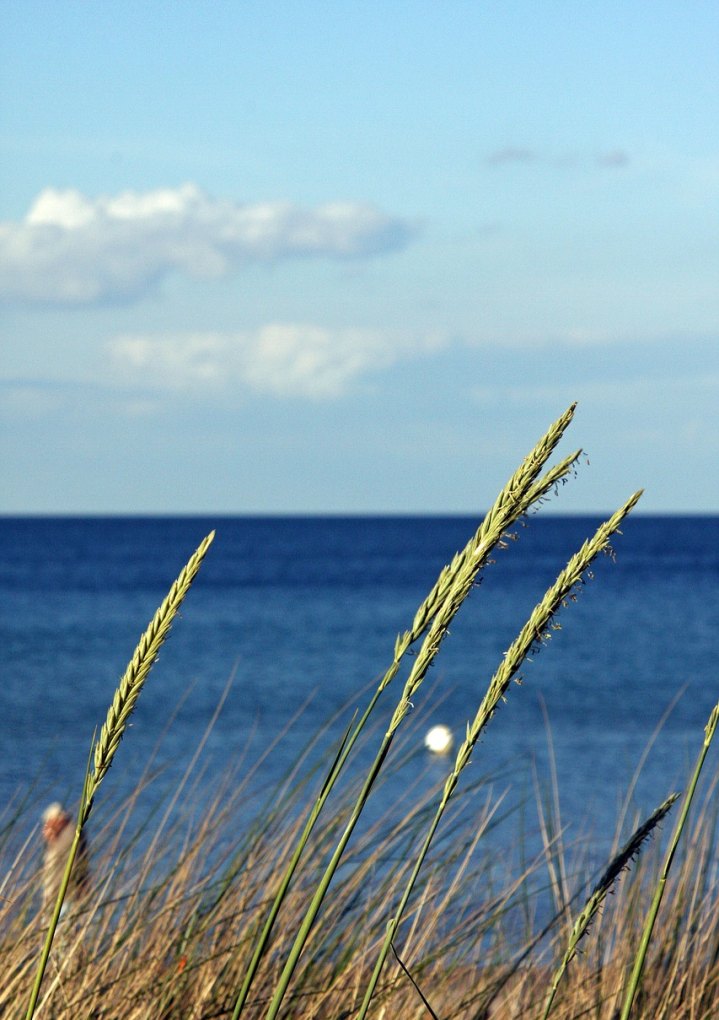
1;514;717;863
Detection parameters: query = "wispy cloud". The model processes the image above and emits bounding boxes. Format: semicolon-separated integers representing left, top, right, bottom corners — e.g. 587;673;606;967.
0;184;415;305
0;379;67;418
107;324;447;400
470;371;719;451
595;149;630;167
486;146;630;169
485;146;537;166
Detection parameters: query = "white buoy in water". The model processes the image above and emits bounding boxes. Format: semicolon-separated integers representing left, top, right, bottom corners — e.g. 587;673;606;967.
424;724;453;755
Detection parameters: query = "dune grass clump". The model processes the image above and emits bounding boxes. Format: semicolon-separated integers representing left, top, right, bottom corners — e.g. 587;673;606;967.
2;404;717;1019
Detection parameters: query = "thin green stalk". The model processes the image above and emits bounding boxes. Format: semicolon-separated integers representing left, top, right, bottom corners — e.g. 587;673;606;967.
357;492;642;1020
229;717;357;1018
541;793;679;1020
269;742;393;1013
25;531;214;1020
619;699;719;1020
25;825;85;1020
260;407;580;1020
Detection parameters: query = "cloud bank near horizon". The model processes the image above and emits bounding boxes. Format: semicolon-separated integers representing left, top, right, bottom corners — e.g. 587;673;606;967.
107;324;447;400
0;184;415;305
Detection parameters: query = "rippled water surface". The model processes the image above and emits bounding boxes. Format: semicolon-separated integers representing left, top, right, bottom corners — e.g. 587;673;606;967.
1;514;717;860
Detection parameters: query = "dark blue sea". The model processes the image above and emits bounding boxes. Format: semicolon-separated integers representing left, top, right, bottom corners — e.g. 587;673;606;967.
1;514;718;869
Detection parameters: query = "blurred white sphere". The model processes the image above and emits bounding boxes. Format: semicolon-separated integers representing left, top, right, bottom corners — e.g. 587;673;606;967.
424;724;453;754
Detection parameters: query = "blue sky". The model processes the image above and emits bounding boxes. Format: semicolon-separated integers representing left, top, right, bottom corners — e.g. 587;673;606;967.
1;2;717;513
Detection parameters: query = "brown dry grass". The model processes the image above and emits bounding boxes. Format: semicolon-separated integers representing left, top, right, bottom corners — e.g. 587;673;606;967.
2;734;718;1019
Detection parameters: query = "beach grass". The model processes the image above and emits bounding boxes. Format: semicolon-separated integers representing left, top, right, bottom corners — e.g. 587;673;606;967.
4;406;717;1019
3;741;718;1018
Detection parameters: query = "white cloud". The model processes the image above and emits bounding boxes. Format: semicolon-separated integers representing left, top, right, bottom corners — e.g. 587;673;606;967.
107;325;447;400
0;184;414;305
